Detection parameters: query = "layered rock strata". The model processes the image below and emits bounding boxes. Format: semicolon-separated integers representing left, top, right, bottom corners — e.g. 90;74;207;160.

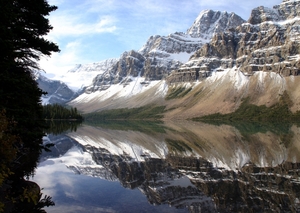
168;0;300;83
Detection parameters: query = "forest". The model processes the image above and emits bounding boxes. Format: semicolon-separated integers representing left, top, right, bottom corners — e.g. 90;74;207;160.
43;104;83;120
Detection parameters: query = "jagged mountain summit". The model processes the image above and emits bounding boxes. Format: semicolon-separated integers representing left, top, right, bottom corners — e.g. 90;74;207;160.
187;10;244;38
140;10;245;55
179;0;300;77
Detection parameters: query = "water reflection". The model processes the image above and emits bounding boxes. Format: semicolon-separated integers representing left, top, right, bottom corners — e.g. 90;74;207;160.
44;120;83;135
35;120;300;212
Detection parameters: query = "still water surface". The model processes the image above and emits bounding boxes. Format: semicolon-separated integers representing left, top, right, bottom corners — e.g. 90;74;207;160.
32;120;300;212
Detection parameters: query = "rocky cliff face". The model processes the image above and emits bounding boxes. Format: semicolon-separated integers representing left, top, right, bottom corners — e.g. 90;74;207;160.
187;10;245;39
168;0;300;83
85;50;180;93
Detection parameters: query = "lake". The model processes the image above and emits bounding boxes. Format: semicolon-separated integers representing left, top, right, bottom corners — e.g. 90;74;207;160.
32;120;300;212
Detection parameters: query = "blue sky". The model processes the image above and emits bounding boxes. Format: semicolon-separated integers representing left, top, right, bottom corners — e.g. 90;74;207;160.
40;0;282;78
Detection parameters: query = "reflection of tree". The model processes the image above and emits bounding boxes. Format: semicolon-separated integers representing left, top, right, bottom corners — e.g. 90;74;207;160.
44;120;83;135
85;120;166;134
0;111;54;212
202;120;293;136
200;120;295;148
0;111;19;187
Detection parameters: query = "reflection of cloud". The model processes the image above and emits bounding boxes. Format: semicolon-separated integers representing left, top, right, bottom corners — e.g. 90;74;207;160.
32;145;99;200
32;163;70;199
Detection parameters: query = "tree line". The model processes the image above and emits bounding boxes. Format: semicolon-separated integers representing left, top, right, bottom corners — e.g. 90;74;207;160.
43;104;83;120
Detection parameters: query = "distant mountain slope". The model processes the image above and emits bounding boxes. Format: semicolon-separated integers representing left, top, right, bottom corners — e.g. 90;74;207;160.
63;58;118;89
37;74;80;105
37;58;118;105
49;59;117;90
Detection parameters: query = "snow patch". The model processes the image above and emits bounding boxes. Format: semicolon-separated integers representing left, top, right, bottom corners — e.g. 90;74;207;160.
206;67;248;90
69;133;166;162
72;76;167;104
45;145;103;170
167;52;194;63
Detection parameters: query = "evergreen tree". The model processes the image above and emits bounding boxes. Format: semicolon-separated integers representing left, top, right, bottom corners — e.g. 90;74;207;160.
42;104;83;120
0;0;59;70
0;0;60;177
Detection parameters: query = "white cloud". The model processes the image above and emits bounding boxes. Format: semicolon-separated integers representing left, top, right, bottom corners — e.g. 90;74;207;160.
39;40;84;77
48;14;117;39
47;0;65;5
95;16;118;33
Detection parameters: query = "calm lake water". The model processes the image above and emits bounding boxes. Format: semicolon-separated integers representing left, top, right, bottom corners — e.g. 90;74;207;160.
32;120;300;213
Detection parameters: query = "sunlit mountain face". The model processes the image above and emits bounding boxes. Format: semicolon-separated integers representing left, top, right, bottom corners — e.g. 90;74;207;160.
35;120;300;213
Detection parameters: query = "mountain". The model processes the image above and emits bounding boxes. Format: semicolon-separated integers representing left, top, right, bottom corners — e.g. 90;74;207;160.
37;58;118;105
36;74;81;105
62;58;118;89
162;0;300;119
67;0;300;119
139;10;245;59
68;10;245;113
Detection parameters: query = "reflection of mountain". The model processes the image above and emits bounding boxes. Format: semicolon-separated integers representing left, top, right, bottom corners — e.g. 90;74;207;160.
41;134;77;160
168;156;300;213
54;141;218;212
43;121;300;212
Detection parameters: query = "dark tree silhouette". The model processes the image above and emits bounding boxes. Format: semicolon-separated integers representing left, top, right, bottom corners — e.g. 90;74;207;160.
0;0;59;212
0;0;59;70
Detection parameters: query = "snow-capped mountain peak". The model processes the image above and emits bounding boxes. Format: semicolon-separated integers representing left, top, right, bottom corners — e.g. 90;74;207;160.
187;10;245;39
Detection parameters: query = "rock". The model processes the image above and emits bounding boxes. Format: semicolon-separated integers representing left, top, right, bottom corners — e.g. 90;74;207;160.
169;0;300;82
